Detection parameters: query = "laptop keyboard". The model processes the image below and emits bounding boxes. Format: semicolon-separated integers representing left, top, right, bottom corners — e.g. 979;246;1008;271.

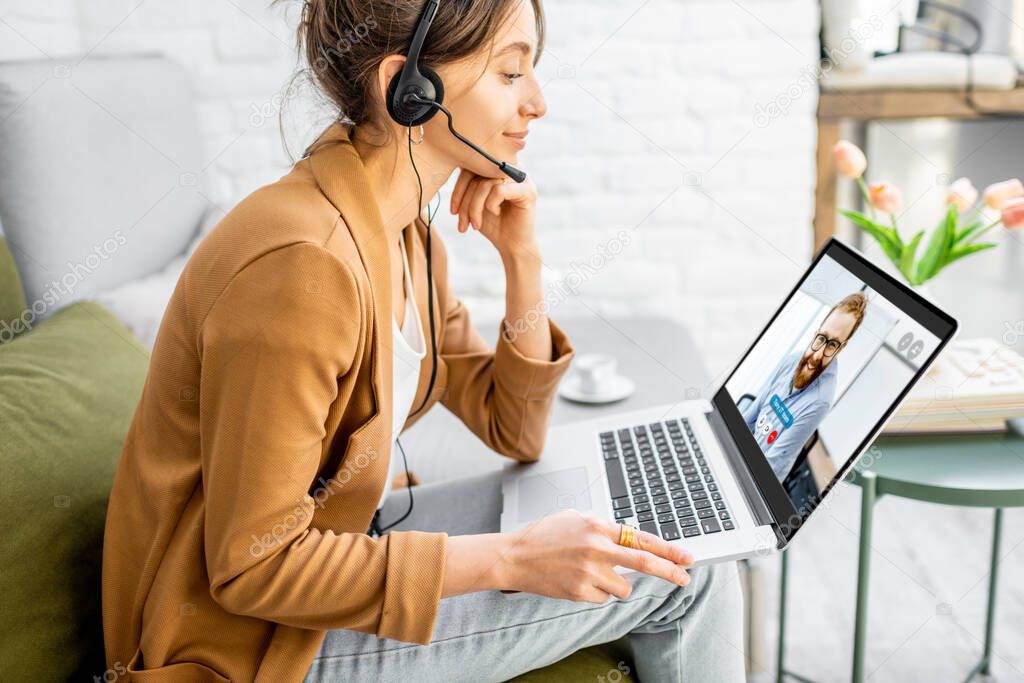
601;417;736;541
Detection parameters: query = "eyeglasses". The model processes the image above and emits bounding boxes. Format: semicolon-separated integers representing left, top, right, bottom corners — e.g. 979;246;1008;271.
810;333;845;357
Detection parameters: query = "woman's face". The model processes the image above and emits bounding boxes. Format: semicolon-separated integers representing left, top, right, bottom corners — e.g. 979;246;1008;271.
425;0;547;178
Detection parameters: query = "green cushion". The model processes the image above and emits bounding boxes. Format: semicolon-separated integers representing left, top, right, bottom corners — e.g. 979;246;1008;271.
509;637;636;682
0;237;28;342
0;301;149;680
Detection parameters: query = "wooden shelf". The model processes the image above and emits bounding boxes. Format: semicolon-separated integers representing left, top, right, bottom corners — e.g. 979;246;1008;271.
813;86;1024;250
819;86;1024;121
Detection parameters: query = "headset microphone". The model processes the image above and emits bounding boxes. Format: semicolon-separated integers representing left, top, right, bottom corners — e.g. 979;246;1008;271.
406;94;527;183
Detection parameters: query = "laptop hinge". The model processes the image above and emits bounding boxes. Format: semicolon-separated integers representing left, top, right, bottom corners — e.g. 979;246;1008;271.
705;406;777;531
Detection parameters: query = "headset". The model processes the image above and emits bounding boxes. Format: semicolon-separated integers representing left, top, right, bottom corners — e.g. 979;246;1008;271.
385;0;528;183
371;0;526;536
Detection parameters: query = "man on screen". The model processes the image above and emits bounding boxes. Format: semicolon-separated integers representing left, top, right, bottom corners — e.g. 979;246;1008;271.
740;292;868;481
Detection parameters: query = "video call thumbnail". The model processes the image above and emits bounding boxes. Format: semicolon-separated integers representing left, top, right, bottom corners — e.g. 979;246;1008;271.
724;254;941;511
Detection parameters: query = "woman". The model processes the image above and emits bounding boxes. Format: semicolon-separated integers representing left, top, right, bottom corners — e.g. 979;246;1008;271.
101;0;745;680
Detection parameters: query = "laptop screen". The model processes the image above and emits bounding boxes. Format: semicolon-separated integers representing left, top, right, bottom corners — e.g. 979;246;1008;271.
713;239;957;543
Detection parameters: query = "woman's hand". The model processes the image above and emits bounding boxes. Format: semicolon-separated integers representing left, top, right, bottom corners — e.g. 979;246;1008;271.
498;510;693;603
450;168;539;261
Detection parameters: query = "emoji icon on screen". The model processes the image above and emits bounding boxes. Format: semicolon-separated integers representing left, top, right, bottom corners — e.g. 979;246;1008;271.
767;430;778;444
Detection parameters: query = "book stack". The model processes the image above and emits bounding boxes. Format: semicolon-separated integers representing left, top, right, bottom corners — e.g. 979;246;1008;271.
886;338;1024;435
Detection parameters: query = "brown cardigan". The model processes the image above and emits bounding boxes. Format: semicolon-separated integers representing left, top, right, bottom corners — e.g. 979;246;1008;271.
101;122;575;682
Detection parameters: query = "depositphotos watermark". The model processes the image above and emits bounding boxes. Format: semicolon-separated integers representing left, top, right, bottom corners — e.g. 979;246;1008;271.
93;661;127;683
753;15;883;128
853;444;884;472
596;661;631;683
504;229;633;343
309;15;379;77
249;446;380;558
249;90;286;129
0;230;127;343
1003;320;1024;346
747;446;885;556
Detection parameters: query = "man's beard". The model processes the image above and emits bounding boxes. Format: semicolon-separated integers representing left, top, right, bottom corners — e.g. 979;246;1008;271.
793;349;826;390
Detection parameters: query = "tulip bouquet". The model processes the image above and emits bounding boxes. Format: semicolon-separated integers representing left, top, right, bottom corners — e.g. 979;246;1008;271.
833;140;1023;287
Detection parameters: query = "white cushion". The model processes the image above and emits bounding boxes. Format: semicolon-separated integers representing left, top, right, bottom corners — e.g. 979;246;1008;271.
823;53;1019;91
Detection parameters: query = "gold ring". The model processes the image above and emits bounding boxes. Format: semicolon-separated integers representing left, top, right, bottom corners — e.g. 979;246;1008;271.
618;522;638;549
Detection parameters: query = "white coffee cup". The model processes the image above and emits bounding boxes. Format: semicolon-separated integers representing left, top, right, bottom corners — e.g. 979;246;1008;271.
573;353;618;395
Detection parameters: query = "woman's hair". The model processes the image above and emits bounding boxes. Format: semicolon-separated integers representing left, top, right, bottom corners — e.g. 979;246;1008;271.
287;0;545;147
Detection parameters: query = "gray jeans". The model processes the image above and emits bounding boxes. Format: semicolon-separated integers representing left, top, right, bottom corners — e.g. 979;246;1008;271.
304;470;746;682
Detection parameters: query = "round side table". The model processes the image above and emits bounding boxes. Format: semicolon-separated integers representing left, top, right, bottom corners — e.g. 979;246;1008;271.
777;422;1024;683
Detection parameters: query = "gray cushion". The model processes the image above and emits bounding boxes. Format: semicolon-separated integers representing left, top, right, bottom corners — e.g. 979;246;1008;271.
0;53;208;321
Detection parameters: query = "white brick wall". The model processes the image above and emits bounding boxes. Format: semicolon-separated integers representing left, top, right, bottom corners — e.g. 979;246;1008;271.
0;0;820;379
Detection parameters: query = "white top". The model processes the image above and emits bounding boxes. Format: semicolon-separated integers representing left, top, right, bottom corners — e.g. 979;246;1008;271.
376;229;426;510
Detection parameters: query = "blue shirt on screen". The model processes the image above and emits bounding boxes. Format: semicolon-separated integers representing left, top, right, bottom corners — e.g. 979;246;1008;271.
739;350;838;481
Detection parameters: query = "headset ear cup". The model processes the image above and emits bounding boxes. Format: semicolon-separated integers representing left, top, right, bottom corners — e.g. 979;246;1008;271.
420;65;445;111
386;67;446;128
405;67;445;127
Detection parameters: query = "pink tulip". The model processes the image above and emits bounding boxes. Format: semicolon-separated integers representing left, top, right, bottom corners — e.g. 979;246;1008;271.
869;182;902;213
945;177;978;212
1001;197;1024;230
833;140;867;178
982;178;1024;209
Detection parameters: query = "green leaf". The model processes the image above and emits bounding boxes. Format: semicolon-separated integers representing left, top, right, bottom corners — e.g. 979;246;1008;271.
915;205;956;283
943;242;998;269
839;209;903;265
954;220;985;245
899;230;924;285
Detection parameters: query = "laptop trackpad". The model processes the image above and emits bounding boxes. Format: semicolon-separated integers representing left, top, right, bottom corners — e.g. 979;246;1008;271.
517;466;593;523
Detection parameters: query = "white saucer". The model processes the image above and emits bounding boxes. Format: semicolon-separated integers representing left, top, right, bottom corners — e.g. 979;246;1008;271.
558;374;635;404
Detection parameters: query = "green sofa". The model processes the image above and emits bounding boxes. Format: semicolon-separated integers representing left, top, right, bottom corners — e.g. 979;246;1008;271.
0;239;151;680
0;237;635;681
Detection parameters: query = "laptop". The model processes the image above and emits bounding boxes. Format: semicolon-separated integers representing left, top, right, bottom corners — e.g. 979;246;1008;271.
500;238;958;567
